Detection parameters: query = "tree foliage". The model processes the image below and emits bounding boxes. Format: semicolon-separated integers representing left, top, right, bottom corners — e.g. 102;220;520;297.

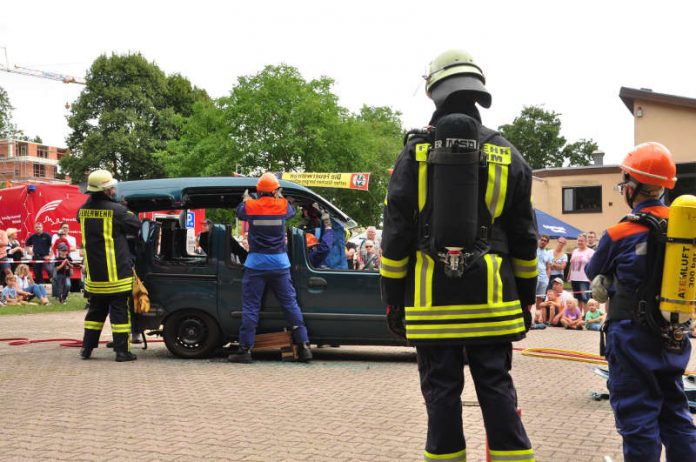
498;105;597;169
0;86;18;139
160;64;402;225
61;53;208;183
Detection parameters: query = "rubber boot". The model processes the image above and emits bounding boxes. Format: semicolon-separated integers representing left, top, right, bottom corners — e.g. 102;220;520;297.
79;347;93;360
297;343;312;362
228;347;252;363
115;351;137;362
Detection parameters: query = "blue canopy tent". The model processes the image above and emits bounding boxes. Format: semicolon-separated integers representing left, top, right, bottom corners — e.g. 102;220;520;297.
535;209;584;239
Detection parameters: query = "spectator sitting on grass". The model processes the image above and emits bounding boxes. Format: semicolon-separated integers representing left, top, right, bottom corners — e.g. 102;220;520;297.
14;264;50;305
560;297;583;330
583;298;605;331
1;275;26;305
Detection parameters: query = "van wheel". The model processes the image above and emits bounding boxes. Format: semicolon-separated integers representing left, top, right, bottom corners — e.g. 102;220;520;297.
163;310;221;359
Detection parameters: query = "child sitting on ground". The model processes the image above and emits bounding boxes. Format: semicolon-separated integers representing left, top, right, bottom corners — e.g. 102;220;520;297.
560;297;584;330
583;298;605;331
1;275;27;305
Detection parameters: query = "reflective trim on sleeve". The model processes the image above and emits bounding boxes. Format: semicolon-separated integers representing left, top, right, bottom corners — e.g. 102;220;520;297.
380;255;410;279
406;318;526;339
485;254;503;305
414;251;434;307
424;448;466;461
489;448;534;462
406;300;521;321
84;321;105;331
511;256;538;279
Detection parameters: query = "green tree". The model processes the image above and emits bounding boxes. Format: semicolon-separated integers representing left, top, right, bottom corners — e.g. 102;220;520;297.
0;86;18;139
61;53;208;183
498;105;597;169
161;65;402;225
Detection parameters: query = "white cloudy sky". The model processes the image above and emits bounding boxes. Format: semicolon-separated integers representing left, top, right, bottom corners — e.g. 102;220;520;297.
1;0;694;166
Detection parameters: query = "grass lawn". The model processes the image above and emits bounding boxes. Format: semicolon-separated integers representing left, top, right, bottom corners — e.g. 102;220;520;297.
0;293;86;316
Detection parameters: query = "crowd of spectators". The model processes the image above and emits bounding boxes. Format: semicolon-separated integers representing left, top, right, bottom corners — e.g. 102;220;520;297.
1;222;79;307
531;231;607;332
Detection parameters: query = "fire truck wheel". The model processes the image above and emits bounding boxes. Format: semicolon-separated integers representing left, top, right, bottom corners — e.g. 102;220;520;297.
163;310;221;359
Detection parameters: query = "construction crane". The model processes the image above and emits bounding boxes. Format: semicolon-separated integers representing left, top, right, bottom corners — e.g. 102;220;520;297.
0;47;85;85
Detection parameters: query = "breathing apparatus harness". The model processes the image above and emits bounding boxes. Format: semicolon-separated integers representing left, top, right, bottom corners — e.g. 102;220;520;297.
621;211;692;352
405;113;503;278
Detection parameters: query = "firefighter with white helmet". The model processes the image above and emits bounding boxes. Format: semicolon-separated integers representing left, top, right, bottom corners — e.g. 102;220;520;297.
381;49;537;461
586;142;696;461
78;169;141;361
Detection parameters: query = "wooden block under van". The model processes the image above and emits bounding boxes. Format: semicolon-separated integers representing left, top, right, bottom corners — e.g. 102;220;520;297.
252;331;292;351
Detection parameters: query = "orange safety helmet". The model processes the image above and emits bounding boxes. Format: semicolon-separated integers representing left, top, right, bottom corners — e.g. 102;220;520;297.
620;142;677;189
305;233;318;248
256;172;280;193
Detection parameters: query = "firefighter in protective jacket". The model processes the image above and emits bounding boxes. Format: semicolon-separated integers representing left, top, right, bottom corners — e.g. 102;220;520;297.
585;143;696;461
381;49;537;462
78;169;141;362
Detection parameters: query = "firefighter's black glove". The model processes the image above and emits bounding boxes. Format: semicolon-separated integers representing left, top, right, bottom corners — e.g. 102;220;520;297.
386;305;406;340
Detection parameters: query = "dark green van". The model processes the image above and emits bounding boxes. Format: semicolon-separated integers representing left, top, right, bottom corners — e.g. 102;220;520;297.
118;177;404;358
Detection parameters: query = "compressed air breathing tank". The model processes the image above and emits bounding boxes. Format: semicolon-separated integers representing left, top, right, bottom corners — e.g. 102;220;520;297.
427;113;480;254
660;194;696;324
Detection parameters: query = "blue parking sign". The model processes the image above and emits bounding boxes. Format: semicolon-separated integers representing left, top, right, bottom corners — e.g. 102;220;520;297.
185;211;195;229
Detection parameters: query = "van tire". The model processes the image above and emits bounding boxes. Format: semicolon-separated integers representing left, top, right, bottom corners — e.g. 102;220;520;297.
163;310;221;359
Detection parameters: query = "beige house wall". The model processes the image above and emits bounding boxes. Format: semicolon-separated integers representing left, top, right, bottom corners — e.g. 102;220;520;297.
633;101;696;163
532;171;626;239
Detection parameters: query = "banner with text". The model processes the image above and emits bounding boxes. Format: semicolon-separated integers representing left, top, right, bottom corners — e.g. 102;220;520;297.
280;172;370;191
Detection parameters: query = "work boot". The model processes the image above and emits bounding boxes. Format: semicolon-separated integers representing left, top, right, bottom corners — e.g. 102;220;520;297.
228;347;252;363
115;351;137;362
297;343;312;362
79;347;93;360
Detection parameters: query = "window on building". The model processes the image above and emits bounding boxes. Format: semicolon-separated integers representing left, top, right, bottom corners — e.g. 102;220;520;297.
57;149;66;160
562;186;602;213
37;146;49;158
18;143;28;156
33;163;46;178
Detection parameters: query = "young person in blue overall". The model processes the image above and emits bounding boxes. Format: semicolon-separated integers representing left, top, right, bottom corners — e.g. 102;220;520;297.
228;173;312;363
586;142;696;462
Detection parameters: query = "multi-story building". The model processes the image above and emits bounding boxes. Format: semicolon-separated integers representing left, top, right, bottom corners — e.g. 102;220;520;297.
0;139;69;184
532;87;696;242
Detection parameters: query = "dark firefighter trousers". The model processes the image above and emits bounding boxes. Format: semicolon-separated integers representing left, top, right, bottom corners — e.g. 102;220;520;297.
417;343;533;461
82;293;131;353
605;319;696;461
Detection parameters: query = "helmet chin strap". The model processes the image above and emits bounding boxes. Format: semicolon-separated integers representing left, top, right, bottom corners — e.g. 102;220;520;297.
623;175;643;209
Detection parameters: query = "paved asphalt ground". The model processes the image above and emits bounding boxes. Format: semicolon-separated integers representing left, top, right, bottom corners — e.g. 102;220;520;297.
2;311;695;461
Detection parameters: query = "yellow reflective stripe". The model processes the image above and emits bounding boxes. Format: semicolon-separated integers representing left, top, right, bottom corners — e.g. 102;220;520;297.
406;318;525;339
103;217;117;282
424;448;466;461
380;255;409;279
416;143;429;211
485;254;503;305
86;277;134;287
79;217;90;277
489;448;534;462
414;251;434;307
511;256;538;279
380;268;408;279
485;161;509;222
84;321;104;330
406;300;521;320
111;323;131;334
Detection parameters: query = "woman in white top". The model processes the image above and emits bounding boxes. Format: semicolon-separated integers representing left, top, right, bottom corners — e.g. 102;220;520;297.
546;237;568;291
14;264;50;305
